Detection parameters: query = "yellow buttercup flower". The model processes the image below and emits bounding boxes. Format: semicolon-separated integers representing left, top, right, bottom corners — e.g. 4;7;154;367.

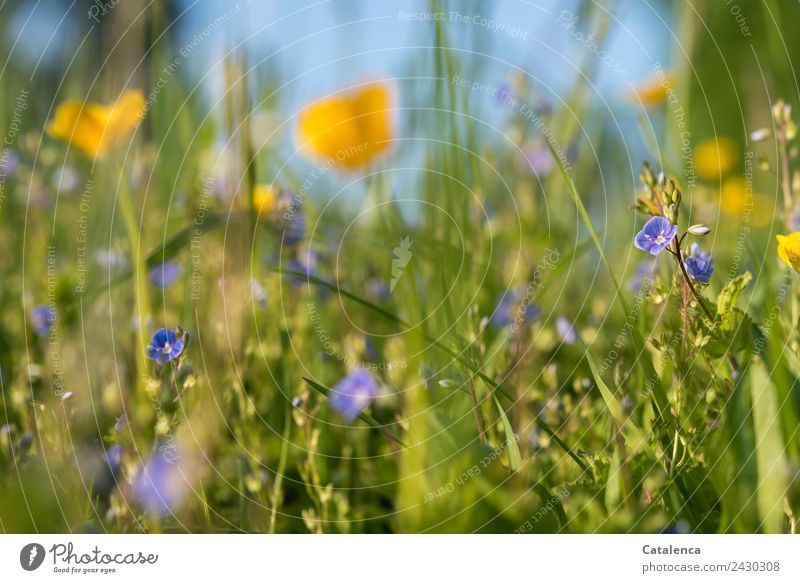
695;137;738;180
47;90;145;158
253;184;277;215
298;83;392;170
720;176;773;227
777;233;800;272
629;73;673;107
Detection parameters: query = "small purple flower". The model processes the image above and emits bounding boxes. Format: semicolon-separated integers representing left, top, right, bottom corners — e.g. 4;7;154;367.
53;165;79;192
133;449;187;516
0;150;20;177
92;445;123;500
524;145;555;176
628;261;655;292
556;316;578;344
496;83;514;105
634;216;678;256
95;249;128;271
685;243;714;284
282;202;305;246
30;305;55;337
146;328;185;365
329;369;379;421
368;279;391;301
689;243;712;263
149;260;182;289
286;250;319;286
492;290;539;328
114;414;128;433
105;445;123;473
249;278;268;310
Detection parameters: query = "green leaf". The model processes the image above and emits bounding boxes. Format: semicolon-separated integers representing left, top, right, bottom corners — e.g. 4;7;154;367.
586;354;647;451
716;271;752;316
492;395;521;471
748;361;789;533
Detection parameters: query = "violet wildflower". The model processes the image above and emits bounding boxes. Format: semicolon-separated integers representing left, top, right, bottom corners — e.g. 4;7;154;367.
283;206;306;246
146;328;185;365
93;445;123;500
685;243;715;284
492;290;539;328
133;449;187;516
53;165;79;192
524;145;555;176
556;316;578;344
114;414;128;433
148;260;182;289
30;305;55;337
634;216;678;256
250;278;268;310
496;83;513;105
0;150;20;176
19;432;33;453
628;261;654;292
95;249;128;271
329;369;379;421
286;250;320;286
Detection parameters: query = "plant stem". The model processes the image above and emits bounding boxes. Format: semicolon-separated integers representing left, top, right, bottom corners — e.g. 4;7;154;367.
468;377;486;445
777;127;799;329
673;239;714;322
778;128;793;232
672;238;741;375
117;177;151;395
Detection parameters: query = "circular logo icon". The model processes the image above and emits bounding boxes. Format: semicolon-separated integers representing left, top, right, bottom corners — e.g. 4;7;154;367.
20;543;46;571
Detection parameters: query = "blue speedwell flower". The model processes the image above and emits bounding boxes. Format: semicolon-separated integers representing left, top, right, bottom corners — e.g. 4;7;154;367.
133;448;187;517
283;205;306;246
685;243;715;284
628;261;655;292
92;445;123;500
492;289;540;328
556;316;578;344
30;305;56;337
149;260;182;289
146;328;185;365
329;369;379;421
634;216;679;256
249;278;268;310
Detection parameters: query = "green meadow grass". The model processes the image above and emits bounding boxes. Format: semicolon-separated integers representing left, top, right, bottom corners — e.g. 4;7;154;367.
0;0;799;534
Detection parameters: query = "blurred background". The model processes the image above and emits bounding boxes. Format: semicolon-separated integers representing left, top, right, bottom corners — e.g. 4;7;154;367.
1;0;799;534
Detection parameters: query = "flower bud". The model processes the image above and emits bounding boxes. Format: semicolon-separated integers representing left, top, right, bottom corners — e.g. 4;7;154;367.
688;224;711;236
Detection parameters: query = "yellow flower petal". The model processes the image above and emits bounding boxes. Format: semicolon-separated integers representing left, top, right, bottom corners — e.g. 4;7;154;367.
298;83;392;170
695;137;738;180
720;176;747;215
47;90;145;158
776;232;800;271
629;73;674;107
253;184;276;215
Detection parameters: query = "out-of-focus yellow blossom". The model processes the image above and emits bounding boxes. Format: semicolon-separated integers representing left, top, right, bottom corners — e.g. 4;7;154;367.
777;232;800;272
253;184;277;215
47;90;145;159
720;176;773;227
298;83;392;170
629;73;674;107
695;137;738;180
